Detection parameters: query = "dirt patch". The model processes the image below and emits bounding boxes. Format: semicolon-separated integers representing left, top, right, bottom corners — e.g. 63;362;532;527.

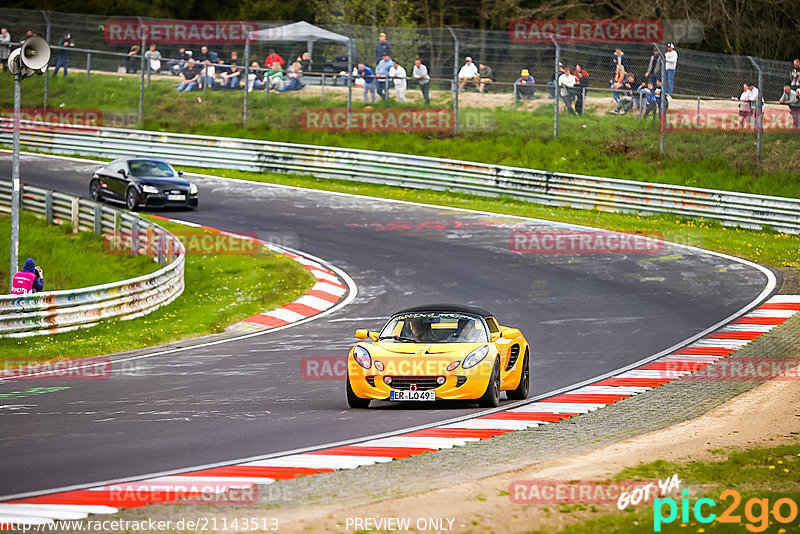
270;373;800;533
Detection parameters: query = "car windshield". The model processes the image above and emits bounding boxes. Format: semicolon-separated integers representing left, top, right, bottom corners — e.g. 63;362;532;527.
378;313;488;343
128;160;176;178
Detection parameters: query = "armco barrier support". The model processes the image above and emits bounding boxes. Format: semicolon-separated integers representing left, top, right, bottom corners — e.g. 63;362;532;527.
0;179;185;337
1;121;799;234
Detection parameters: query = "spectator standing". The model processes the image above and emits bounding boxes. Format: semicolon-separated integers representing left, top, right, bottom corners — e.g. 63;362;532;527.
457;57;479;91
732;82;758;129
358;62;376;102
664;43;677;94
477;63;493;93
176;58;202;91
548;62;565;98
573;64;589;114
375;52;393;100
167;47;189;75
558;68;578;114
264;49;284;69
644;48;662;84
278;61;305;92
0;28;10;73
515;69;535;99
53;32;74;77
778;85;800;129
11;258;44;294
389;61;407;102
790;59;800;91
374;33;391;64
413;59;430;105
145;44;162;74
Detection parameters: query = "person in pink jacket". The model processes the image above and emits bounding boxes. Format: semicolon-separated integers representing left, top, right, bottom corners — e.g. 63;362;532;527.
11;258;44;294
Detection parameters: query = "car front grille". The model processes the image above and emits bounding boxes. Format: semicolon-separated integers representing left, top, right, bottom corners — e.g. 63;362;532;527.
455;376;468;387
366;376;376;387
388;376;443;391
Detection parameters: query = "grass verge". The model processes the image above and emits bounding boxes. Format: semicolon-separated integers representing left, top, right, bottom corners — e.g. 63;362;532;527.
2;72;799;196
529;445;800;533
0;217;316;362
0;212;157;290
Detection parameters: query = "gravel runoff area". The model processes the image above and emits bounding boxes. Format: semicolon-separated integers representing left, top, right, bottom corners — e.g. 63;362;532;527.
87;278;800;533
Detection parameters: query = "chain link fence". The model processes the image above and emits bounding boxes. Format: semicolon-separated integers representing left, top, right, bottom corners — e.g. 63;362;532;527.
1;7;798;171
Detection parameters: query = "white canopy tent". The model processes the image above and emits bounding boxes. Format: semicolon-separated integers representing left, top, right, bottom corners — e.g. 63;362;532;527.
248;21;351;63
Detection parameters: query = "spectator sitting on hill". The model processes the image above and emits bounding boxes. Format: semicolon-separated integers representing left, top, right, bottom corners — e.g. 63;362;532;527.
167;47;190;75
640;81;659;119
268;62;285;91
790;59;800;91
558;67;578;114
458;57;479;91
145;44;162;74
221;61;242;89
124;45;140;74
478;63;493;93
515;69;535;99
195;45;211;64
11;258;44;294
248;61;265;91
298;52;312;73
278;61;305;92
265;49;284;69
176;58;202;91
610;73;636;114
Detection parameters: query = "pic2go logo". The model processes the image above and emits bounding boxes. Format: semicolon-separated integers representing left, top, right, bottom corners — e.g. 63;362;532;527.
654;489;799;532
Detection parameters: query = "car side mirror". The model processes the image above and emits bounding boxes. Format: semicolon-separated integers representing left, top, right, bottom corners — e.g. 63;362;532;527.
177;169;184;176
490;332;502;341
118;169;127;178
500;327;521;338
355;329;378;341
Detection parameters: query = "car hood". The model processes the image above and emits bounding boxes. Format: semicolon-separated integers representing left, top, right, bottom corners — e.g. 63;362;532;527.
136;177;192;188
366;341;486;357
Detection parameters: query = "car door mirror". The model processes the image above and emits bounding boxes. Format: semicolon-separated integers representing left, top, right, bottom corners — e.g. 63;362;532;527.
490;331;502;341
118;169;128;178
500;327;521;338
177;169;184;176
355;329;379;341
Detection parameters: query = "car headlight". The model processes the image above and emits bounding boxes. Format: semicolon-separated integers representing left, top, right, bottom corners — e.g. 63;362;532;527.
141;185;159;194
352;346;372;369
462;345;489;369
190;183;198;195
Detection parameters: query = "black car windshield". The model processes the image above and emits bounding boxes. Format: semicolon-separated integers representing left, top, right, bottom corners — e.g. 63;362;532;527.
378;313;488;343
129;160;176;178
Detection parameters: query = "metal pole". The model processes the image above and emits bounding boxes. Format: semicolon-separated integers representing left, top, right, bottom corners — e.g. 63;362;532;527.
581;87;586;117
654;43;666;154
243;33;250;127
696;97;700;123
747;56;763;168
447;27;459;134
551;35;559;138
42;11;50;109
513;83;517;110
346;36;353;130
137;18;145;126
86;53;91;81
10;70;22;292
321;73;325;103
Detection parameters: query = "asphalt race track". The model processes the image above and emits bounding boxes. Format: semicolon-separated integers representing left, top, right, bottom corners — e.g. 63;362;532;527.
0;153;772;498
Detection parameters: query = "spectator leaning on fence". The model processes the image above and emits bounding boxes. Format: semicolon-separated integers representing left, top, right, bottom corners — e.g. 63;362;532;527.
11;258;44;295
778;85;800;129
790;59;800;91
413;59;430;105
573;64;589;114
389;61;407;102
558;67;578;114
176;58;202;91
375;52;393;100
458;57;479;91
375;32;391;64
732;82;759;129
0;28;10;73
664;43;677;94
53;32;74;77
477;63;493;93
358;62;377;102
515;69;535;99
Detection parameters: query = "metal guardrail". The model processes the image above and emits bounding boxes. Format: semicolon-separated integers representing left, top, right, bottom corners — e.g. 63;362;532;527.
0;178;185;337
1;120;799;234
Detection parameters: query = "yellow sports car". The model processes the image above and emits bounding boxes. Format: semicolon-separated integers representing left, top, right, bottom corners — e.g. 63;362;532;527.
346;304;530;408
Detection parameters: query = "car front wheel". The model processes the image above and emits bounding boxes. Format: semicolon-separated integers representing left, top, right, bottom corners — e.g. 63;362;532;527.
126;188;139;211
346;376;371;409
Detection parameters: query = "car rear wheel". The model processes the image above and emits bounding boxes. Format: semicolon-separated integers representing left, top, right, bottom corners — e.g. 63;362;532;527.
126;188;139;211
346;376;371;409
89;180;102;202
506;348;530;400
477;358;501;408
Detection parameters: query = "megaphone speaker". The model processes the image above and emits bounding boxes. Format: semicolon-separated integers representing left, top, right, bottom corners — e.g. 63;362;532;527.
20;36;51;72
6;48;23;75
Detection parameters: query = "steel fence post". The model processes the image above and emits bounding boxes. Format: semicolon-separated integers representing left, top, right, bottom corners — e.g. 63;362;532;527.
45;190;53;225
42;11;50;109
130;218;138;257
346;32;353;130
654;43;666;154
321;73;325;103
138;20;145;127
551;35;559;138
9;69;21;291
86;53;91;80
70;197;79;233
447;27;459;134
513;84;517;110
93;204;102;235
243;32;250;128
581;87;586;117
747;56;763;168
